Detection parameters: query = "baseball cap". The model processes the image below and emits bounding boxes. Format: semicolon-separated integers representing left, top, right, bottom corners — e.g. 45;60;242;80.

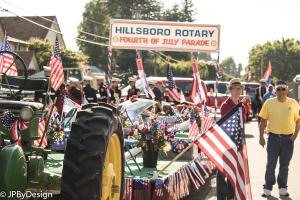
275;80;287;89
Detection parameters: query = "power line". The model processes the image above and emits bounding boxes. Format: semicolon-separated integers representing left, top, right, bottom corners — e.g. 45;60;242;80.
157;51;181;63
78;30;109;40
149;50;177;65
86;18;107;26
0;0;58;25
0;5;111;47
75;37;109;47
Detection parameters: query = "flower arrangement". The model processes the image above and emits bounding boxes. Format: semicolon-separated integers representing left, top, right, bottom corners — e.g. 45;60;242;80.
128;114;170;151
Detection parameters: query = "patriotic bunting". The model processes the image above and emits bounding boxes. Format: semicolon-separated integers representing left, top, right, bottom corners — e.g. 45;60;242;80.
124;154;215;200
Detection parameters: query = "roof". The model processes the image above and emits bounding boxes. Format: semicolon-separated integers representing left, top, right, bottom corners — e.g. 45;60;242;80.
0;16;62;42
15;51;38;71
7;36;29;45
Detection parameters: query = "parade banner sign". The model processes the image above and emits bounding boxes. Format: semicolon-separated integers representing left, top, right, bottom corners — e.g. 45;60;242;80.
110;19;220;52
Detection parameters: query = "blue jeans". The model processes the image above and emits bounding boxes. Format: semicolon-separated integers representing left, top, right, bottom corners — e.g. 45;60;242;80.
264;134;294;190
217;170;234;200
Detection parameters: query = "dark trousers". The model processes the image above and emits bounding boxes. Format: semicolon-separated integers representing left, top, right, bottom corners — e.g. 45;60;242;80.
217;170;234;200
264;134;294;190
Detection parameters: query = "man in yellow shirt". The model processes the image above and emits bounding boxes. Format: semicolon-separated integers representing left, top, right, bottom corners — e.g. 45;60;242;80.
259;80;300;197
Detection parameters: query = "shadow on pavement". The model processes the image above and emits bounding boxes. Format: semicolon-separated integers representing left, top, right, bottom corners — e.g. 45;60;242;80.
184;175;216;200
245;134;255;138
266;195;293;200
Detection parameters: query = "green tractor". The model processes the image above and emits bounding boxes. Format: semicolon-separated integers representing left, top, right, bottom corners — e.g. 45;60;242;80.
0;51;124;200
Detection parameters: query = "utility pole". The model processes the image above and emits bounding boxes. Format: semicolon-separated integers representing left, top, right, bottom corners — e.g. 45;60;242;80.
260;54;264;79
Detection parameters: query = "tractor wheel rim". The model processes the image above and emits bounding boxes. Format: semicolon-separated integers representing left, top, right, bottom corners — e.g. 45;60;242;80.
101;133;122;200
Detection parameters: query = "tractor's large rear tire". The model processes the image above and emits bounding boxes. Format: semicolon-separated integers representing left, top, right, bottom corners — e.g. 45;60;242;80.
61;105;124;200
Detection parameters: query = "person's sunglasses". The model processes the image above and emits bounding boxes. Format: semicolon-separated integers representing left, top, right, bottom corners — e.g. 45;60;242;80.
276;88;286;91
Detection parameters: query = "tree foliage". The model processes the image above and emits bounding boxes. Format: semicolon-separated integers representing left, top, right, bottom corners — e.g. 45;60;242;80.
77;1;110;66
248;38;300;81
220;57;237;77
28;38;88;68
77;0;196;74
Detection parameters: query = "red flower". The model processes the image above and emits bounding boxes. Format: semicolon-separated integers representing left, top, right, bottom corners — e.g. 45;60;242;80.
128;129;134;136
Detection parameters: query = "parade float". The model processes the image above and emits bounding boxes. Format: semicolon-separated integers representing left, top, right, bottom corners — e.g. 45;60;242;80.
0;19;220;200
108;19;221;199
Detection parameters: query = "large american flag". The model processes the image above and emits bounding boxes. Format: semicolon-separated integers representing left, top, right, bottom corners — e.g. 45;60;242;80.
188;108;199;141
49;38;64;91
195;103;252;200
190;60;207;104
136;57;154;98
0;38;18;76
166;64;180;102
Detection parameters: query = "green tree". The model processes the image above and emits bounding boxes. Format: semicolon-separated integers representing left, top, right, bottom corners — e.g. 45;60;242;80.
77;0;110;66
237;63;243;77
78;0;196;74
182;0;195;22
220;57;237;77
28;38;88;68
248;38;300;81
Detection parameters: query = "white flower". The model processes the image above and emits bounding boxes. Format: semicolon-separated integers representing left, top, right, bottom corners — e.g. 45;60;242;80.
138;124;144;130
133;121;139;126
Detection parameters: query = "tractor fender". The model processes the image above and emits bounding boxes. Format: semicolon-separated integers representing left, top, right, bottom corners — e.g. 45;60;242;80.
0;144;27;193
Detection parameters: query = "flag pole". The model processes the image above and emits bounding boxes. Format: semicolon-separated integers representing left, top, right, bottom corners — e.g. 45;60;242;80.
38;97;57;147
214;52;221;121
103;46;112;103
153;140;195;179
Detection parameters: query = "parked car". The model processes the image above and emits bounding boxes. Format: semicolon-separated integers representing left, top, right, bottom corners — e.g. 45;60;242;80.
243;82;260;117
204;80;229;108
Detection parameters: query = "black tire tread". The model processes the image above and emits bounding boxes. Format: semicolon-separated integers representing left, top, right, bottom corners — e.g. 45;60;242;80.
60;105;124;200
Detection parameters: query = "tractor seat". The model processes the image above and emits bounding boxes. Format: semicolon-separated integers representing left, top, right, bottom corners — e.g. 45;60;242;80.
5;76;49;91
0;100;43;110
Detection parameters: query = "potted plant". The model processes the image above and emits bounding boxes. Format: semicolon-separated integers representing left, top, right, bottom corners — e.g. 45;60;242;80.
129;115;168;168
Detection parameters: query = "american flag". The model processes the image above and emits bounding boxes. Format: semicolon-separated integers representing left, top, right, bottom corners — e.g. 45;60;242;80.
195;103;252;200
49;38;64;91
166;64;180;102
188;108;199;141
190;60;207;104
202;106;215;133
63;95;81;113
0;38;18;76
263;61;272;80
136;57;154;98
11;118;28;146
46;96;61;124
107;47;112;76
33;119;47;148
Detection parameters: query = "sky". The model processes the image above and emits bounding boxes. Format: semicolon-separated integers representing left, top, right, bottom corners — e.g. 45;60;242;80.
1;0;300;67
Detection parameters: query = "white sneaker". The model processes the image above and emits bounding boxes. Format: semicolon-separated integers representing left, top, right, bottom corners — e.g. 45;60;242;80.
262;189;271;197
279;188;289;196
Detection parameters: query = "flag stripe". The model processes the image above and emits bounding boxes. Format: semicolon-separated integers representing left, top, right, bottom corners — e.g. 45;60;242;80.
33;119;47;148
195;104;250;200
212;126;246;188
166;64;180;102
50;38;64;91
195;139;237;187
190;60;207;104
136;57;155;98
0;39;18;76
